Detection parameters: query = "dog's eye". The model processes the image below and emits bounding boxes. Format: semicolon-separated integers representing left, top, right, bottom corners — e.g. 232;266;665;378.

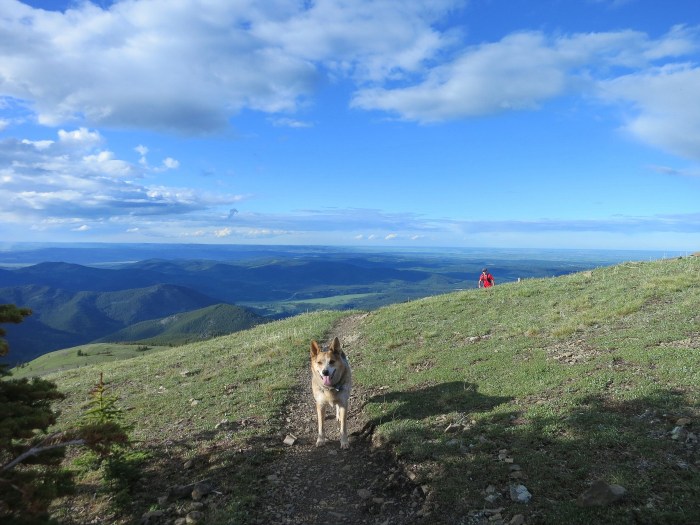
329;360;335;365
317;361;323;366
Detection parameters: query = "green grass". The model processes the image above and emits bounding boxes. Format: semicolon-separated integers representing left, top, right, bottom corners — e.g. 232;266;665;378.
10;343;172;379
34;256;700;524
246;292;381;316
45;310;348;523
354;257;700;523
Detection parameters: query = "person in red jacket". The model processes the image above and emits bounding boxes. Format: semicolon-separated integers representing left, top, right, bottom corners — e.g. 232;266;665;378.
478;268;495;288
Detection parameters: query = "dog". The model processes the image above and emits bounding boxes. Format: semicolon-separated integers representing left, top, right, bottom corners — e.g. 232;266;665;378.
310;337;352;449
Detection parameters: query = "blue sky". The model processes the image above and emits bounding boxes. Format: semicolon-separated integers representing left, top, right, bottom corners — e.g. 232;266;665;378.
1;0;699;251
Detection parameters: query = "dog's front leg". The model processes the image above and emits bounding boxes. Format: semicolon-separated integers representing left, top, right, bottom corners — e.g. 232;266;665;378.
338;404;349;449
315;402;326;446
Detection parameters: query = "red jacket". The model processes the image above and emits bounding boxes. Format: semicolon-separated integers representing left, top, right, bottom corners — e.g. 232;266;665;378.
479;272;494;287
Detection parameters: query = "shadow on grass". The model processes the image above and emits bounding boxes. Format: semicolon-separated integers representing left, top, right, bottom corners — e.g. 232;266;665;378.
365;380;511;422
366;386;699;525
82;387;698;525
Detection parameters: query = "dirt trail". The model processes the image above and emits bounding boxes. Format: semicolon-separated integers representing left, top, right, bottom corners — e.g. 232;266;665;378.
251;313;429;525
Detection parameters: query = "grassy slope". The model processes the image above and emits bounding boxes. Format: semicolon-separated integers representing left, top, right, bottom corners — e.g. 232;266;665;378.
355;256;700;523
10;343;172;379
44;257;699;524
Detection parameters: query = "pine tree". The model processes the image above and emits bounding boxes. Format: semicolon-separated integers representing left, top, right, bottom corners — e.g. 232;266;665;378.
0;304;31;358
0;305;131;524
0;304;71;525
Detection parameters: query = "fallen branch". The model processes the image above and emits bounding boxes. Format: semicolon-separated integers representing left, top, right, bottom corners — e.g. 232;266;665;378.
2;438;86;472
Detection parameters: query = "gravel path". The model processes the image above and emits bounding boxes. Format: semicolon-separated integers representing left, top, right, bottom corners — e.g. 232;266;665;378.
250;313;431;525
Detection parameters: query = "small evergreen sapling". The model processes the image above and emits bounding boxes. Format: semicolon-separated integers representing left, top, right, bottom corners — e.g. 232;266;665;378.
78;373;142;507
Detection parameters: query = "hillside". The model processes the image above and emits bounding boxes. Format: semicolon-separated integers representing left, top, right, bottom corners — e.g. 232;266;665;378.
0;250;621;319
97;303;265;345
11;256;700;524
0;284;223;363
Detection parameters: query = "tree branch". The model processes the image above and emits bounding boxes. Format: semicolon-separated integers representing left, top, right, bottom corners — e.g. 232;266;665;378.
2;438;86;472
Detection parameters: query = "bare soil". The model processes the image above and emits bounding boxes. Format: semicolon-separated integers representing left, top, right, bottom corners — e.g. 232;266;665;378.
248;313;432;525
51;314;433;525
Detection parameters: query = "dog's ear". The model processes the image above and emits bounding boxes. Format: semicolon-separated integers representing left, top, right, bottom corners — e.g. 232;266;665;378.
310;340;321;357
330;336;341;353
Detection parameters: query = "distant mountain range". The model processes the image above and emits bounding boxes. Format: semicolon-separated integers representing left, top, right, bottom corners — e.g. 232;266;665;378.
2;245;665;364
0;257;445;363
0;282;239;363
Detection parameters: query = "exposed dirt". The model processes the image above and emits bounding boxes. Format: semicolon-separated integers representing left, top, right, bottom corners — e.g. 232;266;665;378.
49;313;434;525
248;313;432;525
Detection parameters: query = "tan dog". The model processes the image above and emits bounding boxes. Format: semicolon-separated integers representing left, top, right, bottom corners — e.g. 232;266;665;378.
310;337;352;449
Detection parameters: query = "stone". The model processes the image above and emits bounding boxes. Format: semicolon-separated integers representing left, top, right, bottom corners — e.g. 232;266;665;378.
171;485;192;499
186;510;204;523
670;426;688;441
191;482;213;501
214;419;230;430
357;488;372;500
509;484;532;503
283;434;297;446
509;514;525;525
577;480;626;507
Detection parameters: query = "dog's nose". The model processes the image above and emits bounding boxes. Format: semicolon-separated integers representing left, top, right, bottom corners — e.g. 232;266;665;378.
322;369;330;376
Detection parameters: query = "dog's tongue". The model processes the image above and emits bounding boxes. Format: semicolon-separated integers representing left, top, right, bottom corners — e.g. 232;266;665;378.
322;375;332;386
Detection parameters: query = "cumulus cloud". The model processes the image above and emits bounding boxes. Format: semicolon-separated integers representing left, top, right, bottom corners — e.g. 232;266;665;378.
352;26;700;123
598;63;700;160
1;1;698;161
0;129;245;234
162;157;180;170
0;0;458;134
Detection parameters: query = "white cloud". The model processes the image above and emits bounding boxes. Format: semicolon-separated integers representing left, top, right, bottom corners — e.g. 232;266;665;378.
1;1;698;173
21;139;54;150
354;31;568;120
254;0;458;82
162;157;180;170
270;117;313;128
58;127;103;148
598;63;700;160
352;26;700;123
0;0;460;134
0;129;245;234
213;227;232;238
